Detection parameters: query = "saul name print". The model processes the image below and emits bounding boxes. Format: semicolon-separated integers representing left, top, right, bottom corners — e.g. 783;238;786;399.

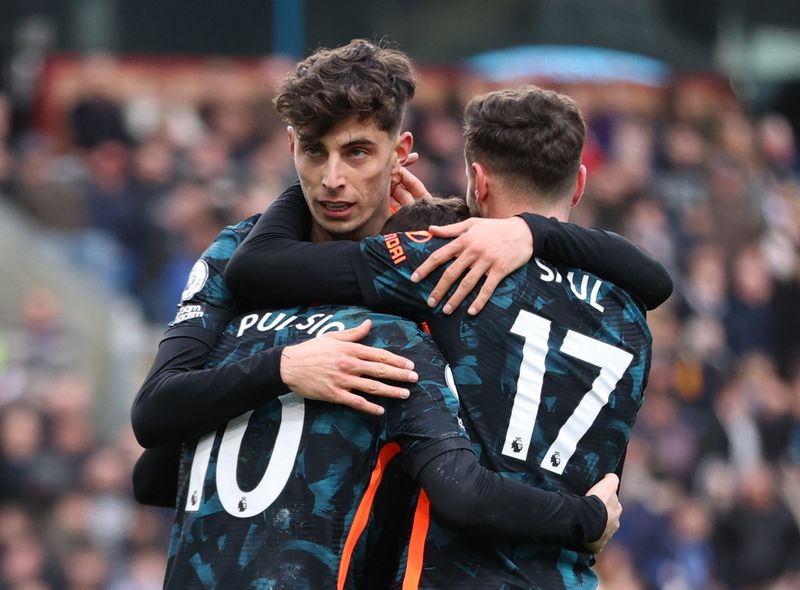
534;257;605;312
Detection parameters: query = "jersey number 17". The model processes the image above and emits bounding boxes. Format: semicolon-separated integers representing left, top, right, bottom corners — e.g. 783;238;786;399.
502;310;633;475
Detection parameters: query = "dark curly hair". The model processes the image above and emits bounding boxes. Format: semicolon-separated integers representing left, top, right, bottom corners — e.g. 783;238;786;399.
463;85;585;198
274;39;415;140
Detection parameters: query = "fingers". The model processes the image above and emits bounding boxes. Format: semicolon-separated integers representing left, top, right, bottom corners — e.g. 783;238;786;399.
333;391;386;416
395;167;431;201
593;473;620;497
403;152;419;167
348;342;416;371
326;328;416;369
391;183;416;208
411;239;462;284
466;271;503;316
349;355;418;383
348;376;412;400
426;251;477;312
428;218;476;238
442;260;490;315
328;319;371;343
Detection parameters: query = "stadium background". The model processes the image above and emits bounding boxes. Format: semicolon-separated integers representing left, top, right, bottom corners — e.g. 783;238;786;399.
1;1;800;588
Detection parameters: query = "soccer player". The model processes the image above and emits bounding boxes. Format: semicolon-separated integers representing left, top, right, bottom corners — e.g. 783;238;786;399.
223;85;660;589
134;199;621;589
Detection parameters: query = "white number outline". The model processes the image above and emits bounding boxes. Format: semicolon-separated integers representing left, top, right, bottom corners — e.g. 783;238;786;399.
502;310;633;475
185;392;305;518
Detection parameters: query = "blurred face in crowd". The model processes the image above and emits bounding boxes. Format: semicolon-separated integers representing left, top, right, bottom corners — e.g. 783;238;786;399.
289;117;412;242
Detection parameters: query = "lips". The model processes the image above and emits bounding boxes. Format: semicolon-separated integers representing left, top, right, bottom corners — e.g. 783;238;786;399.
319;201;354;217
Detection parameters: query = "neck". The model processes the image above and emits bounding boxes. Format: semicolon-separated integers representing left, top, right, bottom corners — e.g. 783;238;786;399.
309;224;333;244
486;189;570;222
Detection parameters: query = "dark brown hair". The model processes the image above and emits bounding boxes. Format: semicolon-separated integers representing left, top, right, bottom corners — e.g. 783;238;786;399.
381;197;470;233
274;39;415;140
463;85;585;197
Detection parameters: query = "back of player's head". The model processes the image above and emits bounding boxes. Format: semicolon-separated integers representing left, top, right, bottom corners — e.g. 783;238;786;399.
381;197;470;233
274;39;416;141
463;85;585;200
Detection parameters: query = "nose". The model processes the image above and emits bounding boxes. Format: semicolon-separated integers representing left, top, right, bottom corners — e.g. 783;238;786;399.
322;154;345;190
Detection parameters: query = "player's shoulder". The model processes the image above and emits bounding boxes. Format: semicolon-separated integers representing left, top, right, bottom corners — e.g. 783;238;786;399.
320;306;425;339
366;312;443;361
361;230;451;263
202;214;261;262
525;258;649;324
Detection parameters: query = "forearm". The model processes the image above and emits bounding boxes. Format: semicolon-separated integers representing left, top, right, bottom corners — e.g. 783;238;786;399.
132;445;181;508
417;449;606;548
521;213;673;310
228;239;365;307
225;185;365;307
131;334;286;447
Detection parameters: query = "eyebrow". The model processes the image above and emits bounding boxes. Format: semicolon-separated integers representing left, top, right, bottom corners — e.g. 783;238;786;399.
338;137;378;149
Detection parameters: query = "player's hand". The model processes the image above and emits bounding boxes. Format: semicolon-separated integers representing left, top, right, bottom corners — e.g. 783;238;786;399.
279;320;418;416
584;473;622;554
390;155;432;209
412;217;533;316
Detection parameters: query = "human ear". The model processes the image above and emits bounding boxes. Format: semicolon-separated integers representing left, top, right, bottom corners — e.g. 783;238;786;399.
287;126;296;158
395;131;413;165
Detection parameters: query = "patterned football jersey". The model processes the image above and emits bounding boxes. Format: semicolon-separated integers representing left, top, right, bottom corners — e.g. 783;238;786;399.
169;215;259;338
163;304;469;590
359;231;652;590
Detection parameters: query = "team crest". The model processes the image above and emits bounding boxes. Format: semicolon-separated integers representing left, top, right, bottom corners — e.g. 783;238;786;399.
181;259;209;302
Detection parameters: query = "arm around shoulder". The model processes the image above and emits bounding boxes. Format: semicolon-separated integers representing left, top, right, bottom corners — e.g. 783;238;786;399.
520;213;673;309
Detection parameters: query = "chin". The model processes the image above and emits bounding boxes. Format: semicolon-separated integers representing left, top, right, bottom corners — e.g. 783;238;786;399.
320;220;360;238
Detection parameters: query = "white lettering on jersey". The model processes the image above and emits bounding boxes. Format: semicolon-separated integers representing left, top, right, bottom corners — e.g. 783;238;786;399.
174;304;205;324
534;258;604;313
236;311;345;338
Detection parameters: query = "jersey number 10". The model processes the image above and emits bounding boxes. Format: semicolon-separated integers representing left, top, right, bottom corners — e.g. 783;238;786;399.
184;394;305;518
502;310;633;475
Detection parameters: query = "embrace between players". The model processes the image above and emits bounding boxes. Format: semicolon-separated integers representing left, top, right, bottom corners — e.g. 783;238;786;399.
131;39;672;589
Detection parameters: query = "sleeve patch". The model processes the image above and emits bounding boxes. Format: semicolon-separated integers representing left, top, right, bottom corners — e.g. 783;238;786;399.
181;259;210;302
173;303;207;324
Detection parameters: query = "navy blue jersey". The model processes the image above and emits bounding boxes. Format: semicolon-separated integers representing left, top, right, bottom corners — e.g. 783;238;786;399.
163;305;469;590
359;231;652;590
169;215;259;339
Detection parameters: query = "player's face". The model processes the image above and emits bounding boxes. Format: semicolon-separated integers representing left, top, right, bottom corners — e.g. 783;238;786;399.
290;117;412;241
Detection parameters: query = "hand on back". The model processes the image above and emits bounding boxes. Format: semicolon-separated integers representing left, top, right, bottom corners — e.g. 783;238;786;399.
584;473;622;554
279;319;418;416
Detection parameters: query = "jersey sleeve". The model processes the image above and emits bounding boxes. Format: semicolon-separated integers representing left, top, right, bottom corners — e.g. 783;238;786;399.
417;449;607;548
520;213;673;310
378;324;473;469
226;183;364;308
132;445;181;508
169;215;260;340
132;215;290;448
130;334;286;448
357;232;453;320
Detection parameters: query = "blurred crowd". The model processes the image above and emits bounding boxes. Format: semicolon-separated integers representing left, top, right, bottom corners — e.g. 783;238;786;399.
0;54;799;589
